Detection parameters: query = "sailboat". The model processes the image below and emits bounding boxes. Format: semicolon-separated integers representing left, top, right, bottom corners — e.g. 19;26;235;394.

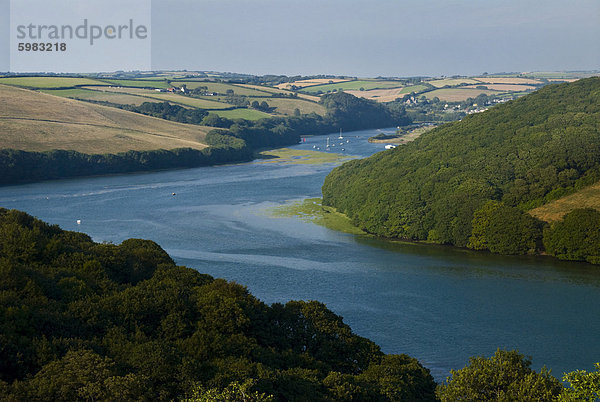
338;128;344;140
326;137;330;150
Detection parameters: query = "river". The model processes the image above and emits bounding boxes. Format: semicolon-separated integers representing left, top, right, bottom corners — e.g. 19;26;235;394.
1;128;598;381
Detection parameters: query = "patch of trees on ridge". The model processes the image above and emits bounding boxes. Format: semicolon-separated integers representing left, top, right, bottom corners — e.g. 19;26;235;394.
322;77;600;263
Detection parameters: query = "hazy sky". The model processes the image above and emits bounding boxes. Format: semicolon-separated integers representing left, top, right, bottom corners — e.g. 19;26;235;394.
2;0;599;76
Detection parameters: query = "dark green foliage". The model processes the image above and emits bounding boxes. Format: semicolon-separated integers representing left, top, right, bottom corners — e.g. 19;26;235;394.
0;134;253;185
437;349;563;401
543;208;600;263
0;209;436;401
468;201;542;255
124;101;210;124
320;91;410;129
323;78;600;254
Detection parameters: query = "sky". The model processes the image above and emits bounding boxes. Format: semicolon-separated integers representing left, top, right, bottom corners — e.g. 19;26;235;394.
2;0;599;76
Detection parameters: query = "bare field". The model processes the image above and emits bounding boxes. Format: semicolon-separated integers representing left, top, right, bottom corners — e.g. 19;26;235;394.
529;182;600;222
463;84;537;92
473;77;542;85
0;85;210;154
424;88;502;102
345;88;406;102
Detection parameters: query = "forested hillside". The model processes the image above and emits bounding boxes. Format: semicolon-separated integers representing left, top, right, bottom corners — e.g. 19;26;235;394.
0;208;437;401
322;78;600;261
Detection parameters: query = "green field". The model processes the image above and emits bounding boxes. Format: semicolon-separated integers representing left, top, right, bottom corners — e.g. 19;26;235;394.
101;79;171;89
172;81;271;97
94;87;234;109
41;88;161;106
251;97;327;116
301;80;404;94
0;77;107;88
146;93;233;109
212;108;272;120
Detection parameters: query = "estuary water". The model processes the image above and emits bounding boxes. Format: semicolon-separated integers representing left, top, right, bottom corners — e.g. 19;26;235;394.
1;128;599;381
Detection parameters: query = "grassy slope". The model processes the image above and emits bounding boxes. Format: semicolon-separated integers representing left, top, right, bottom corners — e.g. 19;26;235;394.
0;77;107;88
301;80;404;93
40;88;162;106
0;85;211;154
529;181;600;222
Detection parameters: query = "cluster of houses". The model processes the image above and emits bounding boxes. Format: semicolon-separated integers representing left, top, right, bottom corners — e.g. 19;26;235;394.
155;84;188;94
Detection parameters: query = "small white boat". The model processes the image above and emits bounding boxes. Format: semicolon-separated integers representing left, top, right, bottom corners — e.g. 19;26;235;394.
384;144;397;150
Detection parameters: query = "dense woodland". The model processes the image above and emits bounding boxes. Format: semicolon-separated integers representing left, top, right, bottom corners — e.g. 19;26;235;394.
0;92;410;185
0;209;597;401
322;78;600;263
0;208;438;400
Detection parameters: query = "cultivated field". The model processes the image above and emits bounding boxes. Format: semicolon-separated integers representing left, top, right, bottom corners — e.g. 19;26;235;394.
472;77;542;85
276;78;351;90
172;81;272;97
424;88;503;102
0;76;107;88
0;85;210;154
100;79;171;89
529;182;600;222
427;78;480;87
41;88;161;106
345;85;429;102
251;97;327;116
92;87;233;109
463;84;537;91
300;80;404;94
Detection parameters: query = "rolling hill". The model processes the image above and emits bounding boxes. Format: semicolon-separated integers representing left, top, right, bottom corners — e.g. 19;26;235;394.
0;84;211;154
322;77;600;261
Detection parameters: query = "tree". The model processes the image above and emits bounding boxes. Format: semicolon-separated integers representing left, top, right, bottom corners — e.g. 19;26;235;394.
543;208;600;263
559;363;600;402
437;349;563;401
183;380;274;402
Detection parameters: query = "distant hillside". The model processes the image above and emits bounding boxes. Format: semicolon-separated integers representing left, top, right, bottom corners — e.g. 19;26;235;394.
0;84;211;154
322;77;600;261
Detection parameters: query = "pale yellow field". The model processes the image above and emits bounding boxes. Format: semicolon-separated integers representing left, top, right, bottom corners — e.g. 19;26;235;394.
0;85;210;154
463;84;537;91
473;77;542;85
276;78;351;90
427;78;480;88
345;88;407;102
529;182;600;222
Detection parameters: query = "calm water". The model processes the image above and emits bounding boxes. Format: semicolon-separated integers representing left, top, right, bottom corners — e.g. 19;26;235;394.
1;128;599;381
